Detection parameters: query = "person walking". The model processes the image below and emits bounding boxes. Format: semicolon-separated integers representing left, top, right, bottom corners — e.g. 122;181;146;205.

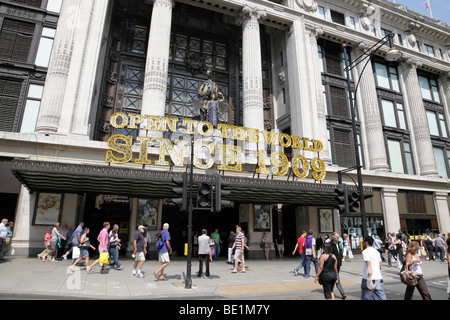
154;223;172;281
227;231;235;265
403;241;432;300
330;232;347;299
0;221;14;258
144;224;152;260
373;235;386;262
304;230;318;279
394;233;405;268
446;233;450;300
62;221;83;262
213;229;222;261
87;222;110;274
386;232;396;267
361;236;387;300
38;228;53;260
424;235;435;261
131;225;147;278
292;231;307;276
435;234;446;262
197;229;210;278
57;224;69;259
316;234;324;259
314;242;338;300
342;234;350;262
275;230;285;259
0;219;8;261
209;233;215;262
70;227;96;273
42;222;66;263
231;226;249;273
109;224;123;271
261;233;270;260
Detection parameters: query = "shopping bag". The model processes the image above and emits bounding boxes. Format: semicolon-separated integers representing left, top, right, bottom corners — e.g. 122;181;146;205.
72;246;80;259
99;251;109;264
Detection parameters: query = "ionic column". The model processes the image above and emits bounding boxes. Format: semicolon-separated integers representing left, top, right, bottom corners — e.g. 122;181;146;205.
36;0;82;133
352;42;390;171
399;58;438;176
58;0;111;137
305;23;330;163
141;0;174;119
236;5;266;131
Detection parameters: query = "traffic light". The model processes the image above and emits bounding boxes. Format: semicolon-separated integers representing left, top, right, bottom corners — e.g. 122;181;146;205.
171;172;187;211
196;182;213;211
334;184;348;214
215;175;231;212
348;191;360;212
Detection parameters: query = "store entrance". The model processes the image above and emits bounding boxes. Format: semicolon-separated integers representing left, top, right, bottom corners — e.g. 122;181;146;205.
82;194;130;257
161;203;239;257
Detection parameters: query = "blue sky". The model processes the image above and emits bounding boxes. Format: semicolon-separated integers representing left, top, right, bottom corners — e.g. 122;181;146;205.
390;0;450;24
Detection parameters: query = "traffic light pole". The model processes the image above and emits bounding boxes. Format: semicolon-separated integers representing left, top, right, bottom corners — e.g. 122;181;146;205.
185;136;194;289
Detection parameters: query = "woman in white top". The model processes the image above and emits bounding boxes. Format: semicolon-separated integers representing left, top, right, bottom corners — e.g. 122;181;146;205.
342;234;352;262
404;241;432;300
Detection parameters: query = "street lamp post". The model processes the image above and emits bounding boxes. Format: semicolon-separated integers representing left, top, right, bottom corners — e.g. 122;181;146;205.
342;33;402;239
185;134;194;289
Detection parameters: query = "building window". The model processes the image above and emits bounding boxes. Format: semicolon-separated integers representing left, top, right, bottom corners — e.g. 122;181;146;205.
0;78;22;132
318;6;325;19
381;99;407;130
349;17;356;29
35;27;56;68
418;75;441;103
46;0;62;13
331;128;355;167
424;44;435;57
20;84;44;133
330;10;345;26
11;0;42;7
374;62;400;92
433;147;449;178
426;110;448;138
387;139;414;174
0;18;35;63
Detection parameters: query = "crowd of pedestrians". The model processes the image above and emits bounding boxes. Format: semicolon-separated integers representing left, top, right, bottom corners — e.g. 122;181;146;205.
7;217;446;300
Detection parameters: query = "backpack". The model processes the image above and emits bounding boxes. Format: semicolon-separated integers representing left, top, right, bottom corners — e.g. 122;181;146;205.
155;232;164;251
305;236;313;249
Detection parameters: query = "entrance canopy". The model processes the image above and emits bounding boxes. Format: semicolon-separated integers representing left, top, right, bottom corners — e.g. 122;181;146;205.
11;159;369;206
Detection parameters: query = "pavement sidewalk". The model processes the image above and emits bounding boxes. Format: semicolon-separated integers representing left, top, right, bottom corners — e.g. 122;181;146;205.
0;254;448;300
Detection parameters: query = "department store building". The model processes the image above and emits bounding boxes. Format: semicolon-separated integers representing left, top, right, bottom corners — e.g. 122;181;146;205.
0;0;449;258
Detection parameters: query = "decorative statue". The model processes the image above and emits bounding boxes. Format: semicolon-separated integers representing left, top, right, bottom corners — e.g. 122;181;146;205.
190;70;227;128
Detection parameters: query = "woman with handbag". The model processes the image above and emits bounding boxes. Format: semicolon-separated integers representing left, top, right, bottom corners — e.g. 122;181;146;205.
403;241;432;300
70;228;96;273
87;222;110;274
314;242;338;300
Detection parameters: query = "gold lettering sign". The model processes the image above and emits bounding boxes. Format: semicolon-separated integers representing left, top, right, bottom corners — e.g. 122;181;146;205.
106;113;326;181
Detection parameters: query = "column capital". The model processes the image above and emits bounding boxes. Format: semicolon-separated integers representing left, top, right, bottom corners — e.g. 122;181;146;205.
148;0;174;8
236;4;267;26
401;57;422;70
304;23;324;38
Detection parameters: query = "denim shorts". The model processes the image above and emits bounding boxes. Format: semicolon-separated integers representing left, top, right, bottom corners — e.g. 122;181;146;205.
80;249;89;257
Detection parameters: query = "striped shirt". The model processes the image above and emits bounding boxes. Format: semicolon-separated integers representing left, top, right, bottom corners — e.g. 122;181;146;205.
235;232;244;249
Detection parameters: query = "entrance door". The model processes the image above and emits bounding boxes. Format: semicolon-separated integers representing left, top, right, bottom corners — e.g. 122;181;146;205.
83;194;131;257
161;204;239;257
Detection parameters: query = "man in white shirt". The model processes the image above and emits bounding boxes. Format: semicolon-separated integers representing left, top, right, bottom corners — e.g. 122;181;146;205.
197;229;210;278
361;236;387;300
0;219;8;261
